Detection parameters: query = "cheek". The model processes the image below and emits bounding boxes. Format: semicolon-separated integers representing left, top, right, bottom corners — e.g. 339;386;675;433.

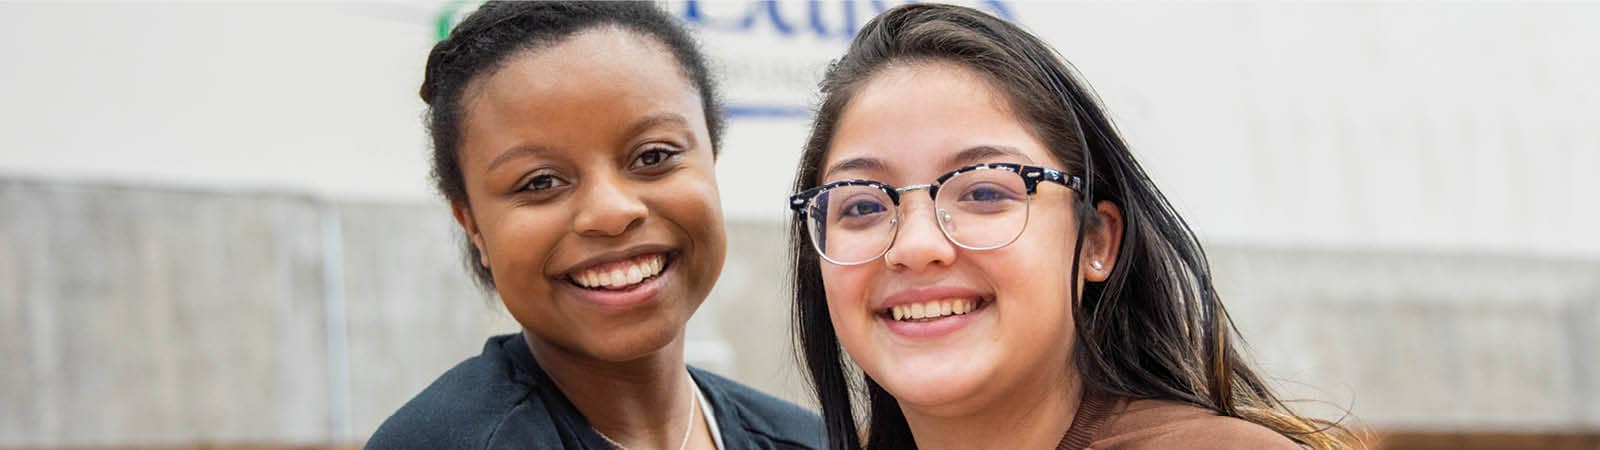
482;207;565;273
480;207;567;319
658;188;719;232
986;210;1079;324
1016;204;1078;271
819;264;865;301
819;266;876;336
662;161;723;229
651;171;726;274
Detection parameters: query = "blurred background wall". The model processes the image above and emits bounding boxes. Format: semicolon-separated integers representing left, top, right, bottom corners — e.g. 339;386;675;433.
1;1;1596;448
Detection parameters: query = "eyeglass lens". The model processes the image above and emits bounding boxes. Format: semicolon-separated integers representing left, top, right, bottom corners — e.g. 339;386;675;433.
806;169;1031;265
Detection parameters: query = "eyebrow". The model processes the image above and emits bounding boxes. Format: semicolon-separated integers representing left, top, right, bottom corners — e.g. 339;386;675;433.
947;145;1030;167
485;113;692;171
624;113;691;140
823;145;1029;180
822;157;888;180
487;144;553;171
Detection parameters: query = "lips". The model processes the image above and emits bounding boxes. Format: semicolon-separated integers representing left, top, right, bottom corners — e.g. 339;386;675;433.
888;297;980;321
876;283;985;333
560;244;676;292
568;253;668;289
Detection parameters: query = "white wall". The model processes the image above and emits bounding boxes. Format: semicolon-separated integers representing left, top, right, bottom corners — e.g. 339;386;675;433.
1028;3;1600;258
2;1;1595;258
0;2;436;200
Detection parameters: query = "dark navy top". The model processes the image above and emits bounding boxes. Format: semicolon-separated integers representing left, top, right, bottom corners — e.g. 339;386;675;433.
367;333;824;450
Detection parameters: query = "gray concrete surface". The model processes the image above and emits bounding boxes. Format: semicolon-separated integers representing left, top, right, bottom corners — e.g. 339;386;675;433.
0;179;331;446
335;201;514;440
2;177;1596;446
1214;247;1600;430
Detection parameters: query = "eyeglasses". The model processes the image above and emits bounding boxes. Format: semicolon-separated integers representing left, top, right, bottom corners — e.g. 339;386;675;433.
789;162;1085;266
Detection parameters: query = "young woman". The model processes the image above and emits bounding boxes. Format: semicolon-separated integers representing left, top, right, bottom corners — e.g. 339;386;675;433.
369;2;822;449
788;4;1349;450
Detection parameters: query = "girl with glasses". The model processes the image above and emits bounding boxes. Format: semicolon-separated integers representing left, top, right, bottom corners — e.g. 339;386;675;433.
788;4;1350;449
370;2;822;449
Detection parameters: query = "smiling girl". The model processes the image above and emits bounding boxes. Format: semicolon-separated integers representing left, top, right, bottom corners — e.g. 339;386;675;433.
369;3;822;449
788;4;1349;450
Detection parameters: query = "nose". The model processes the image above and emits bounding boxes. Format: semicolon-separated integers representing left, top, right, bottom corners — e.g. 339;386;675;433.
572;173;647;237
882;195;957;271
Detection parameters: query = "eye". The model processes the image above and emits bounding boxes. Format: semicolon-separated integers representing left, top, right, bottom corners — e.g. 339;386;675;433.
961;186;1014;202
521;173;570;193
840;199;888;218
630;146;684;171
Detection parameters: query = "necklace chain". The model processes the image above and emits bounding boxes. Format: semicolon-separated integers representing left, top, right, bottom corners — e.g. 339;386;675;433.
591;372;700;450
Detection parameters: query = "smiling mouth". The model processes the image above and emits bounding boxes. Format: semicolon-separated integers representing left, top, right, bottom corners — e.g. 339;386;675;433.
565;253;673;291
878;297;991;322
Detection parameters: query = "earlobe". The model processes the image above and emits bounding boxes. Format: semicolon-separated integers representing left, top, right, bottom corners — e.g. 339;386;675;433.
450;201;490;268
1083;200;1124;282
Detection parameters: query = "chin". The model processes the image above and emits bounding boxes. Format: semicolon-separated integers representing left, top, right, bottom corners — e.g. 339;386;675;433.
520;306;684;363
869;349;998;411
579;313;689;362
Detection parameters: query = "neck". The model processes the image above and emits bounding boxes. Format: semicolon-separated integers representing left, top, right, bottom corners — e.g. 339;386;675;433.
525;330;695;450
901;365;1082;450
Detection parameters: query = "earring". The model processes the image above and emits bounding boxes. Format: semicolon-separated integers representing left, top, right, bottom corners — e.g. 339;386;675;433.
1091;260;1104;271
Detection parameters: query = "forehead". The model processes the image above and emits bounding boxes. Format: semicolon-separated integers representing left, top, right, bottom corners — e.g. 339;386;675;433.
456;27;703;163
824;61;1054;181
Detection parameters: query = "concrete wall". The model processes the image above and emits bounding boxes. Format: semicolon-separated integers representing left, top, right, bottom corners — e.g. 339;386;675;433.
1214;248;1600;430
3;177;1597;446
0;180;331;445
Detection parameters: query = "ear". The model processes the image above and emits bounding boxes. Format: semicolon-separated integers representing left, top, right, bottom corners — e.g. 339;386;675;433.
450;200;490;268
1081;200;1123;282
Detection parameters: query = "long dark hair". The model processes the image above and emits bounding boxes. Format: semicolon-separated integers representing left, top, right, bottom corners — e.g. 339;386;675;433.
789;4;1349;449
420;1;723;289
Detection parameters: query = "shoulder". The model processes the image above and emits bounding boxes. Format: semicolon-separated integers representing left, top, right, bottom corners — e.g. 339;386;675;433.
367;334;540;450
1092;398;1301;450
690;368;825;450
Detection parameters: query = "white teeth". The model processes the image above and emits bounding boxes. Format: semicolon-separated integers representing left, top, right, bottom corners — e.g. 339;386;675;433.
569;254;667;289
888;298;981;321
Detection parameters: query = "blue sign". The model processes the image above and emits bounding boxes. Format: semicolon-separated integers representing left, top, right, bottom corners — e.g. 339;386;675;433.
680;0;1014;40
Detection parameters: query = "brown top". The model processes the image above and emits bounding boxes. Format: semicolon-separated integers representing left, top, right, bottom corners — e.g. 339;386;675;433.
1056;391;1302;449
